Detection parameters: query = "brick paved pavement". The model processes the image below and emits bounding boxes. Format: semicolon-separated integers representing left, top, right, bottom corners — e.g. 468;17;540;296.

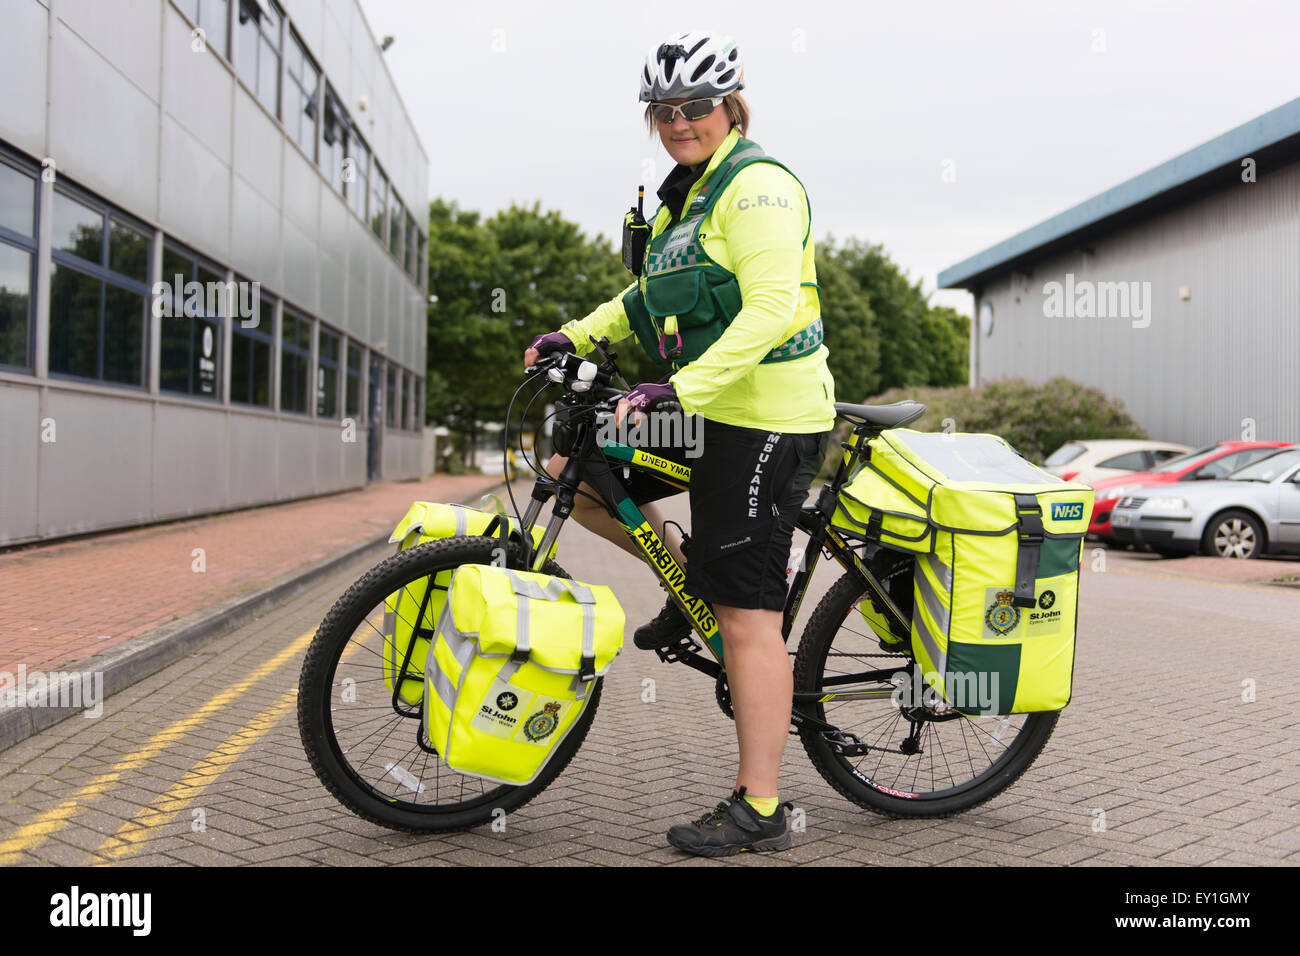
0;473;503;673
0;487;1297;866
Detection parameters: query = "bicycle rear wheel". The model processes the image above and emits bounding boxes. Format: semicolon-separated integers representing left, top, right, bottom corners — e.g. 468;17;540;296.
794;567;1058;818
296;536;600;833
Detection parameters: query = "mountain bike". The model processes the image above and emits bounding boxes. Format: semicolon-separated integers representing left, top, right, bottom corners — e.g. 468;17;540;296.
296;342;1059;833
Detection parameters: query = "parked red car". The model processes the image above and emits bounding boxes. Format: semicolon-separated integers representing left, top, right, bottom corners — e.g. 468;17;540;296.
1089;441;1293;539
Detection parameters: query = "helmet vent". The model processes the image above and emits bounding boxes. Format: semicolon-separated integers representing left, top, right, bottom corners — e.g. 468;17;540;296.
690;55;715;83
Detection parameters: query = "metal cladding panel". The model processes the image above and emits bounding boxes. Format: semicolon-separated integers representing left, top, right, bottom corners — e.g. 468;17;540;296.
152;401;228;518
282;215;318;313
342;436;366;485
282;146;320;237
38;390;153;538
314;420;362;492
282;0;324;61
159;115;232;263
50;19;161;220
974;160;1300;448
232;174;283;288
233;88;284;205
345;215;369;337
277;415;317;497
320;2;351;106
0;383;41;545
229;412;278;508
159;9;233;166
0;0;50;156
57;0;162;102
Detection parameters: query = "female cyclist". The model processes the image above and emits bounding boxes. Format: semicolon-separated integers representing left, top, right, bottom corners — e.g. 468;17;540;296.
524;30;836;857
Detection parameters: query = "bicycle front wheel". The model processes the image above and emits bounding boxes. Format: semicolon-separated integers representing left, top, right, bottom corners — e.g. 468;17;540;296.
296;536;599;833
794;570;1058;818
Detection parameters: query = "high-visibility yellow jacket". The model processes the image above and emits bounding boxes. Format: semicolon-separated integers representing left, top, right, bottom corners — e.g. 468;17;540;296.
560;126;835;433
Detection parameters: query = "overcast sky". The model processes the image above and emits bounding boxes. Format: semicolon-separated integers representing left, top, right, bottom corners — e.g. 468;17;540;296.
358;0;1300;315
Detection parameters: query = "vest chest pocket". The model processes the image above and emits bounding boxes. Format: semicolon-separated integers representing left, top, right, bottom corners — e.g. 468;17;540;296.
643;269;713;326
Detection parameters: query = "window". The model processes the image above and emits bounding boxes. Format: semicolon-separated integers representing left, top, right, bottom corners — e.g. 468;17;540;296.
413;377;423;431
231;286;273;407
345;342;362;419
400;370;409;430
237;0;281;116
285;30;319;159
48;186;150;387
1098;451;1149;471
369;165;387;238
316;326;340;417
159;243;222;399
0;158;36;237
1149;449;1183;464
403;210;417;276
180;0;230;58
0;244;32;369
280;308;311;413
1044;443;1084;468
347;136;370;221
389;193;403;259
0;157;37;369
322;87;346;192
385;362;398;427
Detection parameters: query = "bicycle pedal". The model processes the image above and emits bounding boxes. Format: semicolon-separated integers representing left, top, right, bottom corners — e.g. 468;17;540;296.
653;634;703;664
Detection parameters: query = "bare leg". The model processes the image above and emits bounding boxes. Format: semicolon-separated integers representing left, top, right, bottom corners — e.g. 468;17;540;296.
544;454;686;567
713;604;790;797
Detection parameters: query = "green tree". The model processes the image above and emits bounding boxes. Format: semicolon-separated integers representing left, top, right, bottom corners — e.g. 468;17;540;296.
920;305;970;387
424;199;630;460
814;245;880;404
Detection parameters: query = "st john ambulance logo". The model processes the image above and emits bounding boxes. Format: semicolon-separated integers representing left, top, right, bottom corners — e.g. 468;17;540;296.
522;702;562;742
496;692;518;711
985;589;1021;636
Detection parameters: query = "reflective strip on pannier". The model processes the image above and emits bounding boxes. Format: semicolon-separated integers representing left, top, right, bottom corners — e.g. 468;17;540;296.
424;564;625;786
382;502;557;708
832;428;1094;714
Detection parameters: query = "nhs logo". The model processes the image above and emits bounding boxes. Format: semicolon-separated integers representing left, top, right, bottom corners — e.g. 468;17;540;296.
1051;502;1084;521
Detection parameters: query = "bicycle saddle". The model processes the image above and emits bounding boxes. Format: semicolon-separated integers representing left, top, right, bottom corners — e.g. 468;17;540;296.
834;401;927;429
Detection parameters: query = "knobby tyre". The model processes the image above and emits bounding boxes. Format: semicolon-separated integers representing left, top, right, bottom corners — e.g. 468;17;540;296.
297;536;601;833
794;569;1058;818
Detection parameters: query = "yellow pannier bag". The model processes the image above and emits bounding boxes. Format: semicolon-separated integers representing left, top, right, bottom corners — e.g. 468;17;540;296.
425;565;625;786
383;502;556;709
833;429;1094;714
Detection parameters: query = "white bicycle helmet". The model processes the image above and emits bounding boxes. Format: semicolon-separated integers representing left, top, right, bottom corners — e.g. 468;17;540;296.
639;31;744;102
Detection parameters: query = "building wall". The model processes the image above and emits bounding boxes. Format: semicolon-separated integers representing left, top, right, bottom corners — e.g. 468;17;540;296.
0;0;431;546
972;159;1300;448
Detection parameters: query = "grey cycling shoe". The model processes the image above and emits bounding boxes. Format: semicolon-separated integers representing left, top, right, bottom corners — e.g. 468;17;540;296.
666;788;793;857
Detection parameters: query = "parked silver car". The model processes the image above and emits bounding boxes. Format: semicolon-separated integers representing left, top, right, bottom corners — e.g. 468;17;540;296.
1108;447;1300;558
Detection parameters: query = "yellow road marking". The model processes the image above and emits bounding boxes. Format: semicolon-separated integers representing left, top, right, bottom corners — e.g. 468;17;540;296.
0;628;316;866
94;690;298;862
92;618;380;863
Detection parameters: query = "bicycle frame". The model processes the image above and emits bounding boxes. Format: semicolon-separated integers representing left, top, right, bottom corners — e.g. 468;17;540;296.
510;399;914;721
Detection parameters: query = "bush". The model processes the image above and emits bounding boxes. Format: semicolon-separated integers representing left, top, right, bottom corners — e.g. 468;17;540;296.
863;377;1147;464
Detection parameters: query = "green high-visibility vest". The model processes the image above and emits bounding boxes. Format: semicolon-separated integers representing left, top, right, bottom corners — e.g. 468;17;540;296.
622;136;823;370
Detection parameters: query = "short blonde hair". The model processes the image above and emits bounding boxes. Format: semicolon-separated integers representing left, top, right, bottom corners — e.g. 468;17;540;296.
645;91;750;137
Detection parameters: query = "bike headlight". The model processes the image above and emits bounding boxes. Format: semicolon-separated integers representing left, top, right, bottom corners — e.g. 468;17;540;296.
1146;496;1191;514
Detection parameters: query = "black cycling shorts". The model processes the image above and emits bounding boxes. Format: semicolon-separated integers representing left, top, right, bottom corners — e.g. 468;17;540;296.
612;416;831;612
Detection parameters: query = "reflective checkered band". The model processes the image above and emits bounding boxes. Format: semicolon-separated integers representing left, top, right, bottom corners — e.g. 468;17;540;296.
765;316;823;363
645;216;705;276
